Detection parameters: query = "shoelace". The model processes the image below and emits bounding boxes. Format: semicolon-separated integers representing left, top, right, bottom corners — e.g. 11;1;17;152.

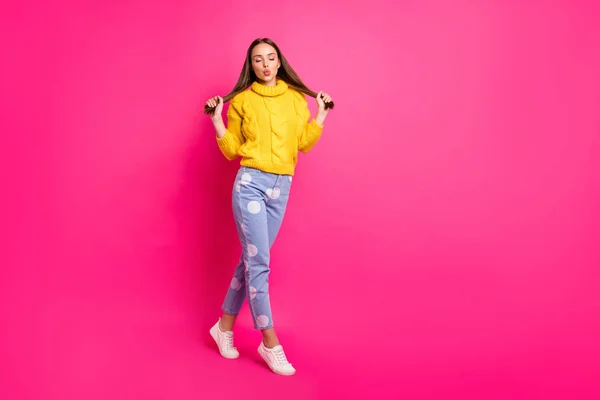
224;334;234;351
272;347;290;365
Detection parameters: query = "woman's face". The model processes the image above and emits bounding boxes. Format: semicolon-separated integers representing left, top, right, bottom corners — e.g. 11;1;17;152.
251;43;280;86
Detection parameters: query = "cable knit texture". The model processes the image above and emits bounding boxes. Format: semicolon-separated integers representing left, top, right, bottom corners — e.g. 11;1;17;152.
216;79;324;176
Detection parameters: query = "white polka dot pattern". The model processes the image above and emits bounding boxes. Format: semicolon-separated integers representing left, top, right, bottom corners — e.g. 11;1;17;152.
256;315;269;328
248;201;261;214
241;173;252;184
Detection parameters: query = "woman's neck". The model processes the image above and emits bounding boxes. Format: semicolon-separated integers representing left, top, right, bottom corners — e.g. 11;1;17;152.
256;78;276;87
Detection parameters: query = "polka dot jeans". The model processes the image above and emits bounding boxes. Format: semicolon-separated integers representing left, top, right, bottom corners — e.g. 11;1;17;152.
221;166;293;330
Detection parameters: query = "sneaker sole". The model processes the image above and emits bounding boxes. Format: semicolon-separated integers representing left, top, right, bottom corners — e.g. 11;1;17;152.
258;346;296;376
209;325;239;359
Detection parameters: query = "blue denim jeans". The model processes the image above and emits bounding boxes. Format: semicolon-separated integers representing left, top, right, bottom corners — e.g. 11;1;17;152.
221;166;292;330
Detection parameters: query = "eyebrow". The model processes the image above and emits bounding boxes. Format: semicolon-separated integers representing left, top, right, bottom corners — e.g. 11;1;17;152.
253;53;276;58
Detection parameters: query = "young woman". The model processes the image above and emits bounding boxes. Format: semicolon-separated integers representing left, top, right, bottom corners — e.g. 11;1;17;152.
205;38;334;376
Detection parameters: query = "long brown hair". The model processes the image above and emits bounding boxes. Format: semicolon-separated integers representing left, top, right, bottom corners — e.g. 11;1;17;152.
204;38;334;115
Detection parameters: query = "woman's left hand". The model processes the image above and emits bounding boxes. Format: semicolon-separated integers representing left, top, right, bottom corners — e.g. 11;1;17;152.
316;91;333;112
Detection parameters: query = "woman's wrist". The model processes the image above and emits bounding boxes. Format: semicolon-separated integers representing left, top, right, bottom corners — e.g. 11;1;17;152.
211;116;226;138
315;110;327;126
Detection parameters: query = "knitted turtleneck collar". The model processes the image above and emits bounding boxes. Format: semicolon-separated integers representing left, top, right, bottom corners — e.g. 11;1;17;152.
251;79;288;97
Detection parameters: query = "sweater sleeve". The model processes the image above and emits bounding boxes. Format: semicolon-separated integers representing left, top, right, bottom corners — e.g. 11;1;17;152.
216;96;244;160
297;94;324;153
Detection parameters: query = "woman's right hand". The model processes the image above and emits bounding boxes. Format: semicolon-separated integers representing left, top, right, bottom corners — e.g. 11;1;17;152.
206;95;223;118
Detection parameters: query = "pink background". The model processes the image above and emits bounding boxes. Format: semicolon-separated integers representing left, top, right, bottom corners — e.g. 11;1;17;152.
2;0;599;399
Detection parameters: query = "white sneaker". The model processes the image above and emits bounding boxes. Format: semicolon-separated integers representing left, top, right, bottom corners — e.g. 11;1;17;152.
209;319;239;359
258;341;296;376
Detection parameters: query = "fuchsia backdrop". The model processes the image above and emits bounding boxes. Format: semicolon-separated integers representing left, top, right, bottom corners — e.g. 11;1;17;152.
1;1;599;399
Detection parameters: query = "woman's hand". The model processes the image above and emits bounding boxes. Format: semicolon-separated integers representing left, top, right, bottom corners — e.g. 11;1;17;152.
206;95;226;138
315;91;333;126
316;91;333;112
206;96;223;120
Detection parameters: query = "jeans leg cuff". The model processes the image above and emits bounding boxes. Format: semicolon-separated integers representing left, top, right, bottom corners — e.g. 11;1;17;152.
222;307;239;316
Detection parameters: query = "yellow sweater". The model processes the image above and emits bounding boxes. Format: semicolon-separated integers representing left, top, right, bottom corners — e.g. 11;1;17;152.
216;79;324;176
